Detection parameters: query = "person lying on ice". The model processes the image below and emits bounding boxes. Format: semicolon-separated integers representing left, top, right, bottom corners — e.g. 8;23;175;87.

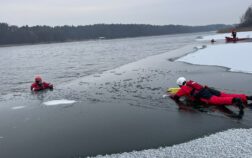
31;76;53;91
170;77;252;112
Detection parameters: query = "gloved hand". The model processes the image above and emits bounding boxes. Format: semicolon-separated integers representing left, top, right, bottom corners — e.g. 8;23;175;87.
170;94;179;101
49;84;53;90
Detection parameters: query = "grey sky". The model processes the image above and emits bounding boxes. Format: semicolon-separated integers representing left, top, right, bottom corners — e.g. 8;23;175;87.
1;0;251;26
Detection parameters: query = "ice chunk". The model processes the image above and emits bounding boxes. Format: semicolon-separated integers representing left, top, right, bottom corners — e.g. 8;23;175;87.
11;106;26;110
43;99;76;106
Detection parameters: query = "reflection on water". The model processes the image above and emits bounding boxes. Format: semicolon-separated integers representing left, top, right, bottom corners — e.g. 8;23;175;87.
173;99;244;120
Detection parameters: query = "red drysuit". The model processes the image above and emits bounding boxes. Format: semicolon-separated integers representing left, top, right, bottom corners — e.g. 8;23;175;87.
31;82;53;91
174;80;247;105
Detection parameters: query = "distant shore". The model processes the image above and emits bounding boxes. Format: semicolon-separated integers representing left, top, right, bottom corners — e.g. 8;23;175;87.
218;26;252;33
0;23;228;47
0;31;208;48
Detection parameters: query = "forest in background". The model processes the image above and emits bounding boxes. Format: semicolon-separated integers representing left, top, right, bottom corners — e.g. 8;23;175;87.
0;23;229;45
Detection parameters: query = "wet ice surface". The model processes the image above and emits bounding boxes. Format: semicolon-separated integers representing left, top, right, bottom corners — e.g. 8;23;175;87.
1;32;252;158
93;128;252;158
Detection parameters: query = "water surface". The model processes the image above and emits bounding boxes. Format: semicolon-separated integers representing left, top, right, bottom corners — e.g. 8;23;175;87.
1;32;251;158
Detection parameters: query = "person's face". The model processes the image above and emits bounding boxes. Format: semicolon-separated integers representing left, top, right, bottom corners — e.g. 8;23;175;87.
36;80;42;85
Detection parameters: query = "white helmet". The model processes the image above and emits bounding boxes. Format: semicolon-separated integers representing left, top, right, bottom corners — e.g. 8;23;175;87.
176;77;186;86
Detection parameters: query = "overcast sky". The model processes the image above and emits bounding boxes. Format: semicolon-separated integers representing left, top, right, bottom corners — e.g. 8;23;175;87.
1;0;251;26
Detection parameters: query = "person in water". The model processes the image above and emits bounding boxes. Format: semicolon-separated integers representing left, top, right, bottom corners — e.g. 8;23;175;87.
171;77;252;112
231;29;237;39
210;39;216;43
31;76;53;91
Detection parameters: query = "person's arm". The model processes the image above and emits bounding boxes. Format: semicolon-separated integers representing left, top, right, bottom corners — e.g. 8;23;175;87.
170;94;180;101
43;82;53;90
170;88;186;101
31;86;41;91
48;83;53;90
31;84;41;91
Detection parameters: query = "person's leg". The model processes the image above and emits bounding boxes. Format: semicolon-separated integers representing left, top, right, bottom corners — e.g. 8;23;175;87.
207;96;244;111
207;96;233;105
232;98;244;111
246;96;252;100
220;92;247;104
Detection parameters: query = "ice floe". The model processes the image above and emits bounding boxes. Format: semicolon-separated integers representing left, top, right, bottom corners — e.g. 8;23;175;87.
11;106;26;110
177;42;252;73
43;99;76;106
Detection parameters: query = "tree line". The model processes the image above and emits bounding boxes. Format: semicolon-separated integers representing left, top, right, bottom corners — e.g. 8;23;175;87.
0;23;229;45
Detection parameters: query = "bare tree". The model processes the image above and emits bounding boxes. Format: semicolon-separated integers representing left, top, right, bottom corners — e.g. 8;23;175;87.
240;6;252;27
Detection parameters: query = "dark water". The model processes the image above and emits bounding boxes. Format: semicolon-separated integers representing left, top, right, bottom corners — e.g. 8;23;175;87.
1;32;252;158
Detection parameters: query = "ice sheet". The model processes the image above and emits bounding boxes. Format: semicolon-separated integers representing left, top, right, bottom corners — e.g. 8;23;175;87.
177;43;252;73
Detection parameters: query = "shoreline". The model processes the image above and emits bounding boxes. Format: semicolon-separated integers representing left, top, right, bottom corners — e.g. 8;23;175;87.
0;31;212;48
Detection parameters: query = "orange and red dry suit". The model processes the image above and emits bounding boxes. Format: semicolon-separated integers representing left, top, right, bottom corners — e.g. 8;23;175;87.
174;80;247;105
31;82;53;91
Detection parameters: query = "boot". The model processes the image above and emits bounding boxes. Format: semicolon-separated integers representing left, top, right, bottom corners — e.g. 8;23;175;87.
232;98;244;111
246;96;252;100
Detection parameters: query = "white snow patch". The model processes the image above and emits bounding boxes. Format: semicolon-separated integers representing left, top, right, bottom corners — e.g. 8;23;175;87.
177;43;252;73
198;31;252;41
11;106;26;110
43;99;76;106
91;128;252;158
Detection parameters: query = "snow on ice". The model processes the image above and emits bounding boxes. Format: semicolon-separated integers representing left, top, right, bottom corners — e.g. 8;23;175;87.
92;129;252;158
177;42;252;73
43;99;76;106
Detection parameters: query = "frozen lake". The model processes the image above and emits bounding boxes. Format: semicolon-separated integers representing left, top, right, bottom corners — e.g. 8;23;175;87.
1;32;252;158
